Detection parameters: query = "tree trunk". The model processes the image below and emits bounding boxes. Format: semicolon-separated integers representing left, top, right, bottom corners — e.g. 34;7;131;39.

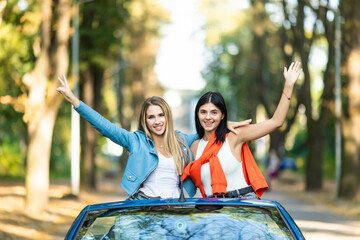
341;119;360;199
269;130;286;157
117;51;130;173
289;1;335;192
340;49;360;199
80;68;97;191
305;9;335;191
338;0;360;200
24;0;70;214
304;47;334;191
25;106;58;213
305;121;324;190
79;64;105;191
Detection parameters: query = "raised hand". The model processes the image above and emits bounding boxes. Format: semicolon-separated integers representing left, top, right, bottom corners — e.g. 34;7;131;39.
283;61;302;86
57;74;80;107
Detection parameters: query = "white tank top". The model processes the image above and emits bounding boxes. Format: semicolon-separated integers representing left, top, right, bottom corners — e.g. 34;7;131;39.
139;153;180;198
196;138;249;196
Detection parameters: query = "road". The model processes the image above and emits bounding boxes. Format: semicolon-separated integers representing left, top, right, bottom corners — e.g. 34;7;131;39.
3;177;358;239
263;190;360;240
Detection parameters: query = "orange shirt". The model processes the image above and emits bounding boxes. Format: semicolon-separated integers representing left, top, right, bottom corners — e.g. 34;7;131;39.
240;142;268;198
181;133;268;199
181;133;227;197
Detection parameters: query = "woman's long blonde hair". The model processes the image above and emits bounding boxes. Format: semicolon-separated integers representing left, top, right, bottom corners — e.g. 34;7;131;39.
138;96;190;175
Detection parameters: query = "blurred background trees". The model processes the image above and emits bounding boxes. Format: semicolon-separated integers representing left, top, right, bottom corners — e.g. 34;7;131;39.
200;0;339;192
0;0;71;214
0;0;359;214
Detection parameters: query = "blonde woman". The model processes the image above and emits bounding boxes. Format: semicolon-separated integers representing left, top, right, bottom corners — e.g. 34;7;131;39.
57;75;249;200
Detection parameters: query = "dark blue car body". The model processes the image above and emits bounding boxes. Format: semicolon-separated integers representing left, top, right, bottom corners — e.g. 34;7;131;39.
66;198;304;240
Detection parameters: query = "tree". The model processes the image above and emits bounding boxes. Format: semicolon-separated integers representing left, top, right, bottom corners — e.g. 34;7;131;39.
0;0;71;214
116;0;166;172
249;0;300;159
281;0;336;190
0;0;31;177
76;0;167;189
23;0;71;214
75;0;130;190
339;0;360;199
1;0;71;213
200;0;299;160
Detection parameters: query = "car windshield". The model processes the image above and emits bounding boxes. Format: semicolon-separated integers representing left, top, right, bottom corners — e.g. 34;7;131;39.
77;204;294;240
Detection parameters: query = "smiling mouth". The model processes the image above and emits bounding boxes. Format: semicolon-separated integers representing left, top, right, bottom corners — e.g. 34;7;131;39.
154;126;163;131
204;122;213;127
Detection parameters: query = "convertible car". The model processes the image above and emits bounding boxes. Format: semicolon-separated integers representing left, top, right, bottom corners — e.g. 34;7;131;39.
65;198;304;240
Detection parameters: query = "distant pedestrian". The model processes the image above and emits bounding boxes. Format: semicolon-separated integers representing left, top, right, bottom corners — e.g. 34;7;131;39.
265;150;281;190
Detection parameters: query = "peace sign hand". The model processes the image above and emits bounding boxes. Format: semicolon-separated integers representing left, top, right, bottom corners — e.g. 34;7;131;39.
57;74;80;107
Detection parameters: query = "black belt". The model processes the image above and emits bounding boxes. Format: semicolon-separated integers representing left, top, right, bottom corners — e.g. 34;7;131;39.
207;186;254;198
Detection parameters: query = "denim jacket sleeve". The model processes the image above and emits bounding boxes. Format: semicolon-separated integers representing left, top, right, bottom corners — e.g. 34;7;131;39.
176;131;199;161
176;130;198;147
75;101;137;152
176;131;199;197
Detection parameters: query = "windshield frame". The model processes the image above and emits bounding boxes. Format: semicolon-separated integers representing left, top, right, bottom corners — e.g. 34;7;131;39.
74;202;296;240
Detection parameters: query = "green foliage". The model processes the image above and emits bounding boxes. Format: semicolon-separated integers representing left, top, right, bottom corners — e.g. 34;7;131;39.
285;126;307;175
49;101;72;177
201;4;285;122
0;105;27;177
322;116;336;180
0;0;39;177
0;137;25;176
201;1;341;191
284;116;336;180
0;22;34;95
1;0;38;80
79;0;130;71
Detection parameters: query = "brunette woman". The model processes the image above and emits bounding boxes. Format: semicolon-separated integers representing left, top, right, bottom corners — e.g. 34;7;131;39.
181;62;303;199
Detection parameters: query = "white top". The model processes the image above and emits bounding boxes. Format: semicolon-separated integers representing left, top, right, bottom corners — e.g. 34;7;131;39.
196;138;249;196
139;153;180;198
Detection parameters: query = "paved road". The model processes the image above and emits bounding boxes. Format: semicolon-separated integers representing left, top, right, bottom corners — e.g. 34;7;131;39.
263;190;360;240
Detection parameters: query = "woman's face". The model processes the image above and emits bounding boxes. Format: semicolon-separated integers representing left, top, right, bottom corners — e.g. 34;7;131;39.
146;105;166;136
198;102;224;133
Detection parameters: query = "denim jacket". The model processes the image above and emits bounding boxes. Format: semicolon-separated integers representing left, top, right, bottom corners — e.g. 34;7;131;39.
75;101;198;197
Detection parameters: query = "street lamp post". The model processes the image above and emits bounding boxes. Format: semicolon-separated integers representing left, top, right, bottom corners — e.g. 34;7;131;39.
334;8;342;198
71;1;80;196
70;0;93;196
